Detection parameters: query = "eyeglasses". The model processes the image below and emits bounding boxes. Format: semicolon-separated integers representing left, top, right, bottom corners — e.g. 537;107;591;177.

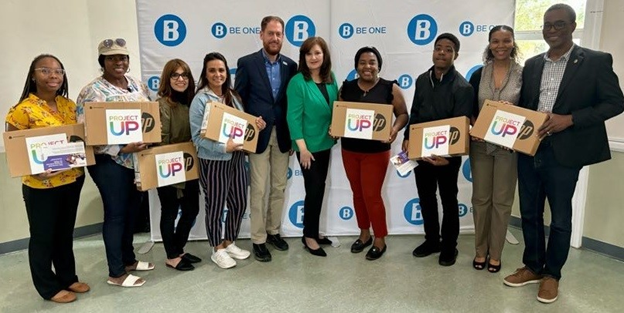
34;68;65;76
542;21;568;31
170;73;189;80
102;38;126;48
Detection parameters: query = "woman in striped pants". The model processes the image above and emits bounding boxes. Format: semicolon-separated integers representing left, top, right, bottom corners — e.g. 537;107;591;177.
189;52;266;269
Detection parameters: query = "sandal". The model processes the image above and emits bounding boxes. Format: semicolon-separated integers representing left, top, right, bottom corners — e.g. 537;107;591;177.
473;257;486;270
488;261;502;273
106;274;145;288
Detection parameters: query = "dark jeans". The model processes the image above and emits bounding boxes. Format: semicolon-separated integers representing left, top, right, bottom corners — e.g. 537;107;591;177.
518;142;580;280
88;154;141;278
297;149;331;238
157;181;200;259
414;156;462;252
23;175;85;299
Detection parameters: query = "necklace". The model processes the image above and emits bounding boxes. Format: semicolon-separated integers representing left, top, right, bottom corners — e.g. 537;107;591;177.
358;78;379;97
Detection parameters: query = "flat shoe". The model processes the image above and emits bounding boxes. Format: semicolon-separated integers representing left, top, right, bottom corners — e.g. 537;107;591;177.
316;237;333;246
50;290;76;303
106;274;145;288
166;259;195;271
128;260;154;271
181;253;202;264
350;238;373;253
365;244;387;260
68;282;90;293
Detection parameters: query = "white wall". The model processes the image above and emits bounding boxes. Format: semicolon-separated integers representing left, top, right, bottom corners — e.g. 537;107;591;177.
0;0;141;244
0;0;143;152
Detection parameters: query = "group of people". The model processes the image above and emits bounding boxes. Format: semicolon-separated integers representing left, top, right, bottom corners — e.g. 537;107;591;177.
5;3;623;305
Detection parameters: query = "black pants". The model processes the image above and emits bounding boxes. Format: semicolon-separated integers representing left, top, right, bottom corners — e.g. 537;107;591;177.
157;181;200;259
414;157;462;252
297;149;331;238
23;175;85;299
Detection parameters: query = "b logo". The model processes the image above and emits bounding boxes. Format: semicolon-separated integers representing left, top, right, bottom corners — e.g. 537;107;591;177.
286;15;316;47
397;170;411;178
147;76;160;92
212;22;227;39
462;158;472;182
518;121;535;140
373;114;387;131
466;65;483;81
183;152;194;171
407;14;437;45
339;23;354;39
404;198;423;225
346;69;358;81
459;21;475;37
398;74;413;89
339;206;354;220
289;200;305;228
458;203;469;217
142;113;156;133
287;167;293;179
154;14;186;46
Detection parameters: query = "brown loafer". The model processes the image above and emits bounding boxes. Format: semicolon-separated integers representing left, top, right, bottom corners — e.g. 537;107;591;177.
68;282;90;293
50;290;76;303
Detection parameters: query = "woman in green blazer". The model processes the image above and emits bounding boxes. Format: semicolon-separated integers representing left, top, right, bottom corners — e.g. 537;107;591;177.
286;36;337;257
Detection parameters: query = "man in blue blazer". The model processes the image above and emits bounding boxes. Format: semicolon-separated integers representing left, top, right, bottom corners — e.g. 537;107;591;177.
235;16;297;262
503;3;624;304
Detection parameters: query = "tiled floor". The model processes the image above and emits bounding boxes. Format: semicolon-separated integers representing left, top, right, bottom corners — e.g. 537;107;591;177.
1;228;623;312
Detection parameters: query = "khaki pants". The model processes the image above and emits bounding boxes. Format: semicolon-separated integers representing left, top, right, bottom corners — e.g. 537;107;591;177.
470;141;517;260
249;127;290;244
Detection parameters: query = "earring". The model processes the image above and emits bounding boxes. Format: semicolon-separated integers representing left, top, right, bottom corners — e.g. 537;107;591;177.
126;67;131;73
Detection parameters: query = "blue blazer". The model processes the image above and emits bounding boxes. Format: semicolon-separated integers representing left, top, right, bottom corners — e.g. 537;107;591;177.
520;45;624;167
235;50;297;154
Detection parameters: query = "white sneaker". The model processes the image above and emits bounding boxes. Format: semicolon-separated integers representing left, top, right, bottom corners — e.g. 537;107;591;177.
211;249;236;269
225;243;251;260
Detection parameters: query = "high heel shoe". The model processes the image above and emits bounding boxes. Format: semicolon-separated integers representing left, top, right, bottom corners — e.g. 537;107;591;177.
488;260;502;273
302;237;327;257
473;257;486;270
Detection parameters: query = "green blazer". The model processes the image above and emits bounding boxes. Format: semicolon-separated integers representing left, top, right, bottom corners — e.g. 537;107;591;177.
286;72;338;153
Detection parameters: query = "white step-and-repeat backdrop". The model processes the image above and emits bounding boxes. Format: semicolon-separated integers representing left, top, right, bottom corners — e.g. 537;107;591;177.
135;0;514;241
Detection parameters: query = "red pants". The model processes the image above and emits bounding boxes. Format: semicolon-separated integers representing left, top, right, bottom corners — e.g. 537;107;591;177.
341;149;390;237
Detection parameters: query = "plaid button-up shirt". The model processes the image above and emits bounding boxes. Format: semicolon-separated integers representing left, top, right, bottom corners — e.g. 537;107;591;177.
537;45;575;113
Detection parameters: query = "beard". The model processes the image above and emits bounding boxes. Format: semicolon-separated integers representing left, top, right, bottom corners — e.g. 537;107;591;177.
263;42;282;56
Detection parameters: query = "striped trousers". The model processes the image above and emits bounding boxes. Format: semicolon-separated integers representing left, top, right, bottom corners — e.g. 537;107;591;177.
199;151;248;247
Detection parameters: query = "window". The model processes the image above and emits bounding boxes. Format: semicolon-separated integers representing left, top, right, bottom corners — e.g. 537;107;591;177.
514;0;591;63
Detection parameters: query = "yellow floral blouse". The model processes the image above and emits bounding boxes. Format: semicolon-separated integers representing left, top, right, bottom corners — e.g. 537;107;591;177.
5;93;84;189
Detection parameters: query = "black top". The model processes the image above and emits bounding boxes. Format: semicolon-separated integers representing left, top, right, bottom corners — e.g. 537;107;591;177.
316;83;330;105
340;78;395;153
403;66;473;140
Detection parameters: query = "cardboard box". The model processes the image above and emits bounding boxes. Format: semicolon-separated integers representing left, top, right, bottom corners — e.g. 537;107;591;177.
83;101;161;145
407;116;470;159
330;101;394;140
471;100;548;156
3;124;95;177
202;101;259;153
134;142;199;191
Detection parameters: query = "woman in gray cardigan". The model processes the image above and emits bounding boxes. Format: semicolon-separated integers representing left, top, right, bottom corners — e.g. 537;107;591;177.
468;25;522;273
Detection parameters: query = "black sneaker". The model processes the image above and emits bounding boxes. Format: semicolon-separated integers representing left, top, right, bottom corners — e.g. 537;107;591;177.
253;243;272;262
267;233;289;251
412;241;441;257
439;248;459;266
